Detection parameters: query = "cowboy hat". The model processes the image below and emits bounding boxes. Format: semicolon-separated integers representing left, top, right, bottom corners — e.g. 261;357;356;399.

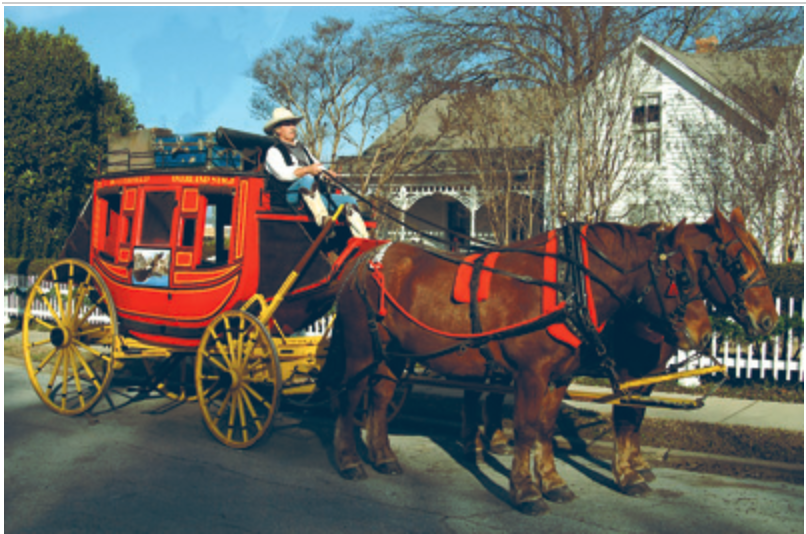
263;107;304;134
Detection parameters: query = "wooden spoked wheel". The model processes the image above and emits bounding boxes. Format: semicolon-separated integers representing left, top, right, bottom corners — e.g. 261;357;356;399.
195;310;281;448
22;258;118;416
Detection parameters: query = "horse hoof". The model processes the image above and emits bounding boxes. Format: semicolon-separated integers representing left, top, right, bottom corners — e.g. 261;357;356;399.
544;486;576;504
374;461;403;476
339;464;368;481
638;469;656;483
516;498;551;516
622;482;652;497
488;442;514;456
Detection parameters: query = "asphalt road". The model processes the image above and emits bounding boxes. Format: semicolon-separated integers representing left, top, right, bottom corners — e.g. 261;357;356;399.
5;357;804;534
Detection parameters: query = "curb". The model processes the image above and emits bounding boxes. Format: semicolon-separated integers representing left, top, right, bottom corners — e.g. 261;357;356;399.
395;413;804;484
552;435;804;483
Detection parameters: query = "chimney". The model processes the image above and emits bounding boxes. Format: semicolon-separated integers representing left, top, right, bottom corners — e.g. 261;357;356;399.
695;36;718;54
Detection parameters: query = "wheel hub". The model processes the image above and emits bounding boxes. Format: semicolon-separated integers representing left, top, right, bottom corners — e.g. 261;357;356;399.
50;327;71;348
229;368;242;391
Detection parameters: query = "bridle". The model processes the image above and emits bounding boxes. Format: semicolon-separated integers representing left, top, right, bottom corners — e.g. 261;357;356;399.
632;234;704;347
700;234;770;320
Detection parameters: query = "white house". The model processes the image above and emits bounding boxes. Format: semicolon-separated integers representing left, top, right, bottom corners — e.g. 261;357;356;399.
341;35;804;260
552;35;804;260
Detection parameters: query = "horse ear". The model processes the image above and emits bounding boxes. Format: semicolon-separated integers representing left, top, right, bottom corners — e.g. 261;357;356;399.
729;207;746;228
713;206;733;239
638;222;662;238
670;218;687;248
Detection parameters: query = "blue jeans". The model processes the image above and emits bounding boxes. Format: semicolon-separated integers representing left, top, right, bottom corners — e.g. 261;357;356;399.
286;175;358;212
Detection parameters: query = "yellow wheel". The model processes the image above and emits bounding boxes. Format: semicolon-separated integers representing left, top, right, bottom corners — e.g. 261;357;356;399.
195;310;281;448
22;258;118;415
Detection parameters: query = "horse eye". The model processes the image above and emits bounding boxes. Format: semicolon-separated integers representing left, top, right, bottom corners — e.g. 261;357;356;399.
731;255;748;276
678;271;692;290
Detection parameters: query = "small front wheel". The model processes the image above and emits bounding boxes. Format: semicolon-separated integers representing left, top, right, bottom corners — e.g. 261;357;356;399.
22;259;118;415
195;311;281;448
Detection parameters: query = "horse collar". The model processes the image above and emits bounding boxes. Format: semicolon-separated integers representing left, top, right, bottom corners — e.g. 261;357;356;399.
369;242;393;269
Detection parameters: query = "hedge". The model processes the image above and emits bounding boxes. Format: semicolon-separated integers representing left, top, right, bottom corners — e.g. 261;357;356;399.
766;263;804;301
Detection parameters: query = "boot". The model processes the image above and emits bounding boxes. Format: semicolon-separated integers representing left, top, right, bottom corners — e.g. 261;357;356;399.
345;204;369;239
300;188;330;226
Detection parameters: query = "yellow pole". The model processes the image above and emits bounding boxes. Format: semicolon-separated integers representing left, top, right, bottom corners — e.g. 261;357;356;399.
618;365;727;390
259;204;346;325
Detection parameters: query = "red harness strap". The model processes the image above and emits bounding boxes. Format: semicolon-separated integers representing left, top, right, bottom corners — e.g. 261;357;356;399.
542;225;605;348
452;252;501;303
368;262;388;317
370;268;569;340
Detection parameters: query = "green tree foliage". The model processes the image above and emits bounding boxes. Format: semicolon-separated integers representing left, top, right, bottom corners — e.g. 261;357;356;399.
4;20;137;258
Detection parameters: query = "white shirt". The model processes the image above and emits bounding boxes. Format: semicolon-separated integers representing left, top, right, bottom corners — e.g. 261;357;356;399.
264;144;320;182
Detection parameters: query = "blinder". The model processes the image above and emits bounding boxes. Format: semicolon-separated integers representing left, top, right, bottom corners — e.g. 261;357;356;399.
704;237;770;318
637;234;704;345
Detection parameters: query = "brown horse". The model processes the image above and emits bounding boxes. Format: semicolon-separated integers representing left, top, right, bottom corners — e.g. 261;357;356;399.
321;220;712;515
605;207;777;495
468;207;779;497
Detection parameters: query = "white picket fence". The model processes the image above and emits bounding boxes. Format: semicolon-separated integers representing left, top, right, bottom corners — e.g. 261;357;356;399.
5;273;802;382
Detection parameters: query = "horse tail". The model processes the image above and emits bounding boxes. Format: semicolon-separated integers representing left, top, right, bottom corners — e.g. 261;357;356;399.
316;310;347;388
316;249;377;389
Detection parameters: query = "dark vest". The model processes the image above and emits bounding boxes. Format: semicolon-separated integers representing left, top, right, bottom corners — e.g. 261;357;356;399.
265;139;316;200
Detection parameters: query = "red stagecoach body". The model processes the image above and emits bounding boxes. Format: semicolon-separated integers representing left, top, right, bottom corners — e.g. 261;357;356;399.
73;128;379;348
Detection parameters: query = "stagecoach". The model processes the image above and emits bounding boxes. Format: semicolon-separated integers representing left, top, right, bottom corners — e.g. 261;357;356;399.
21;127;386;448
21;126;754;459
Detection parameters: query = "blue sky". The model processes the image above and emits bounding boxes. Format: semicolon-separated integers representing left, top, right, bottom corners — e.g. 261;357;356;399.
5;6;397;142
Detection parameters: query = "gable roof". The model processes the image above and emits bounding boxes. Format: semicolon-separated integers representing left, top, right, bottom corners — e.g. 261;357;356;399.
363;88;550;156
641;36;803;129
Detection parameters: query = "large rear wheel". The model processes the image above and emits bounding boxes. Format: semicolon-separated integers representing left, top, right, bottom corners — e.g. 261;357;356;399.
195;310;282;448
22;259;118;415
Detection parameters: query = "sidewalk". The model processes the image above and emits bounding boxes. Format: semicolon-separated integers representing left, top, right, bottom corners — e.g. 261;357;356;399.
566;384;804;433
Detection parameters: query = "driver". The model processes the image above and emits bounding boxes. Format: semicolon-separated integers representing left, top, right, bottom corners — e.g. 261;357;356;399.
263;107;368;238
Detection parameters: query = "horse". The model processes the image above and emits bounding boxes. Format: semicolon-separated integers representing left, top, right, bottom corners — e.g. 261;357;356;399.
320;220;713;515
466;207;779;498
604;207;777;495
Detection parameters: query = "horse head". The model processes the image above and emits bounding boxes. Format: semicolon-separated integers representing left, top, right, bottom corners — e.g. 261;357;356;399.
634;219;712;352
701;207;778;337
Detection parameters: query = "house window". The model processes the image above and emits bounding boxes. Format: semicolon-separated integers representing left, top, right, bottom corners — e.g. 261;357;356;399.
632;93;661;163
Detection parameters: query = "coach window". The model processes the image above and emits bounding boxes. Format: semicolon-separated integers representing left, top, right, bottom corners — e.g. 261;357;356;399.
200;190;234;266
140;191;176;246
98;189;123;260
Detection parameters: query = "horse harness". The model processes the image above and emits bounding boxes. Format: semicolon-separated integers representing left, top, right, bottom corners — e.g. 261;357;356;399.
700;236;770;319
344;224;701;390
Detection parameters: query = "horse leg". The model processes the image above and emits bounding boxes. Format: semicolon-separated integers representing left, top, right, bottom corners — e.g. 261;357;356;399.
533;382;575;504
483;392;512;455
333;374;370;480
612;404;653;496
461;389;487;461
509;372;551;516
329;312;373;481
365;364;404;475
